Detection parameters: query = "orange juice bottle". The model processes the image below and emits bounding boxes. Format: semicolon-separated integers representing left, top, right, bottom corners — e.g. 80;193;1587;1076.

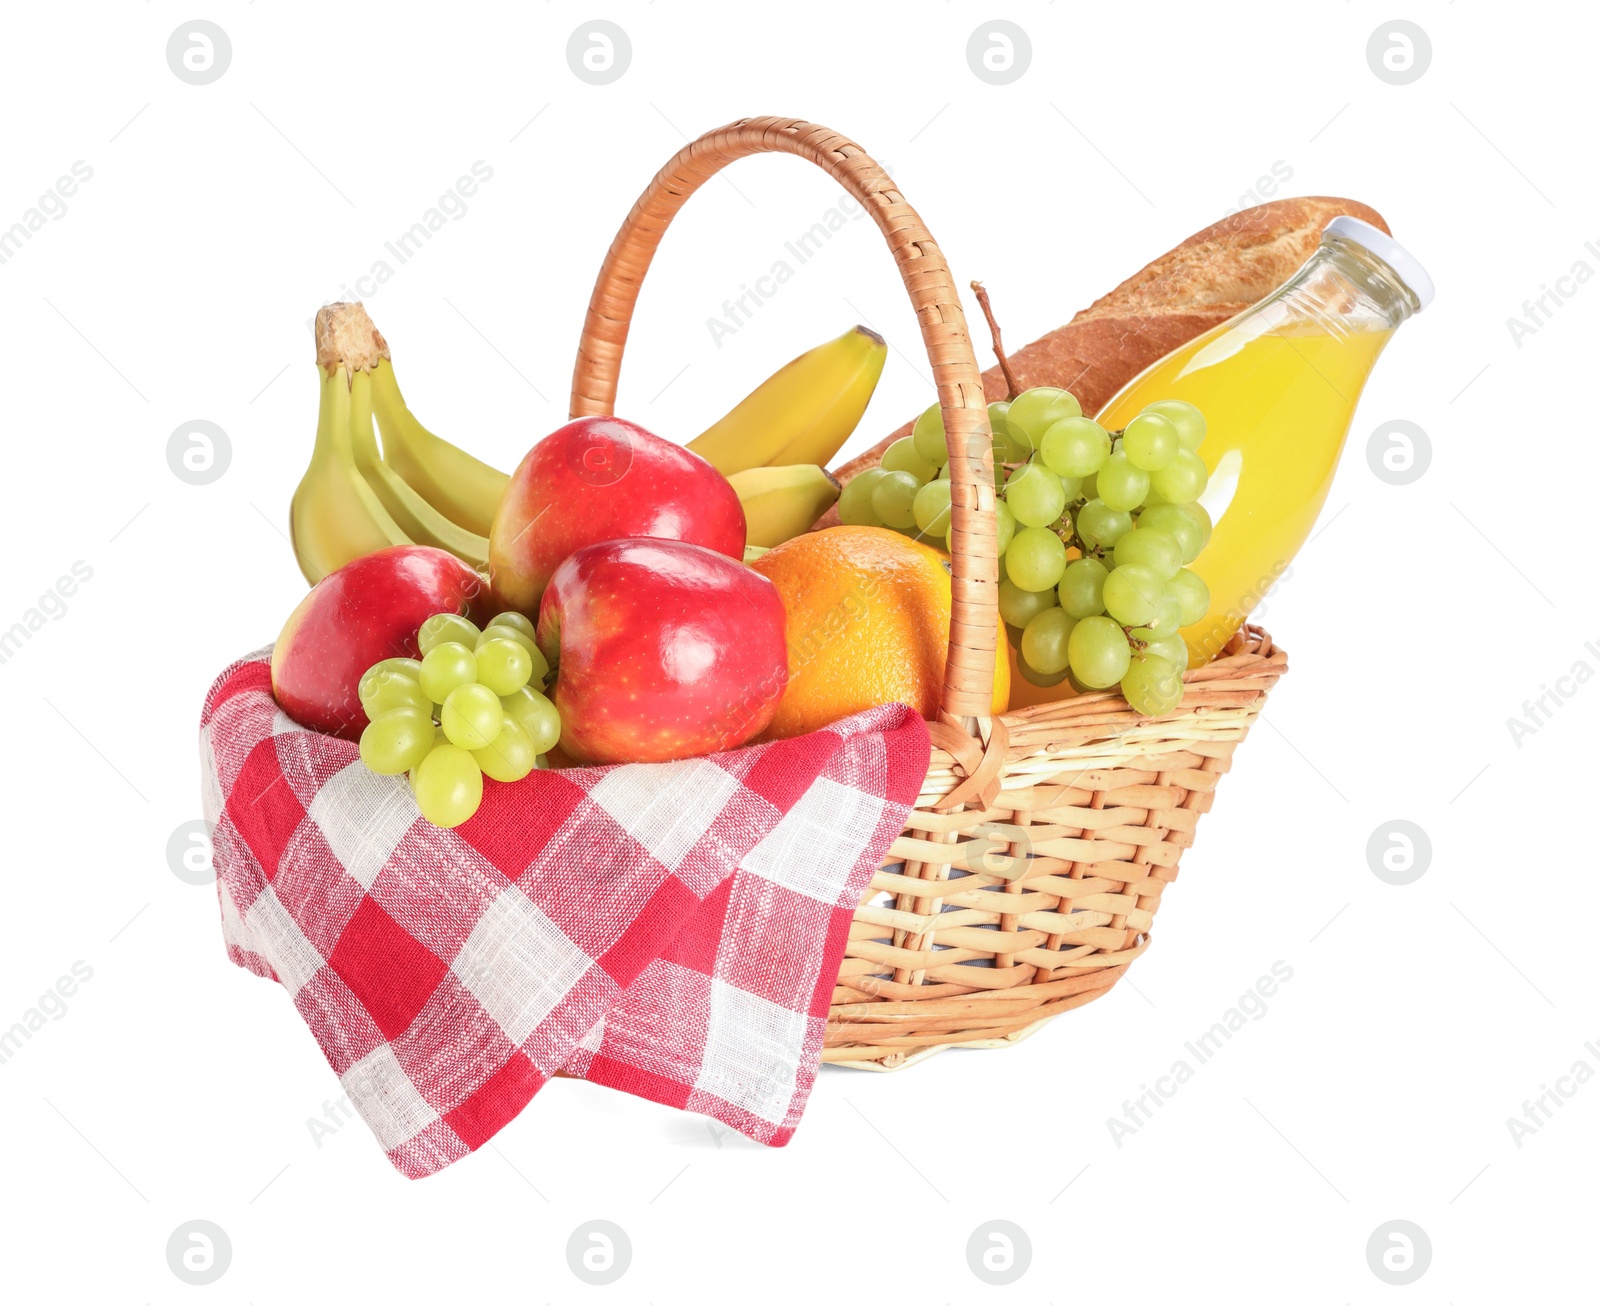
1096;217;1433;666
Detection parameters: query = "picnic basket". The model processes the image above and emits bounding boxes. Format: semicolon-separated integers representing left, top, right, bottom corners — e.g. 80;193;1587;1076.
569;116;1289;1070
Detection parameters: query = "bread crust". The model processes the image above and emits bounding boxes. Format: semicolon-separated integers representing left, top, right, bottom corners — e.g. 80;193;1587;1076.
818;196;1389;524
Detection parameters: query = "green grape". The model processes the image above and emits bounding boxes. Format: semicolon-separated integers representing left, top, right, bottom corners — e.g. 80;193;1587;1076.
1146;633;1189;670
871;470;921;528
500;685;562;754
990;401;1031;463
441;682;504;750
359;708;435;776
419;641;477;702
1169;568;1210;627
1180;500;1213;551
1135;504;1204;564
1122;412;1180;472
1004;622;1024;651
838;468;889;525
1080;471;1097;500
478;625;549;684
912;479;952;534
475;715;537;782
418;612;480;655
1140;399;1206;451
911;403;950;466
1004;462;1067;528
360;665;432;720
998;577;1059;628
475;635;533;695
408;728;449;787
882;436;936;484
1006;387;1082;452
477;621;537;656
1134;588;1181;640
1103;564;1165;627
1058;473;1084;501
1076;499;1133;550
1114;527;1181;579
1021;607;1076;675
1018;658;1071;687
359;657;421;700
1097;451;1149;512
1067;615;1131;689
993;500;1016;555
487;611;536;640
413;744;484;828
1149;450;1208;504
1039;416;1111;478
1005;527;1068;592
1058;557;1109;618
1122;653;1184;716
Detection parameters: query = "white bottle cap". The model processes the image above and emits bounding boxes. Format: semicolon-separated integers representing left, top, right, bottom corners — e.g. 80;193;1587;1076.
1323;216;1434;311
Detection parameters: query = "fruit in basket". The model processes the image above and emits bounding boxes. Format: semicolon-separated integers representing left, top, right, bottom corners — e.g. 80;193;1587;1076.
290;303;503;584
687;325;886;476
412;744;484;828
728;464;841;549
271;545;486;740
369;344;508;538
350;605;558;827
359;707;435;775
536;538;787;764
749;526;1009;739
937;382;1214;716
489;416;746;614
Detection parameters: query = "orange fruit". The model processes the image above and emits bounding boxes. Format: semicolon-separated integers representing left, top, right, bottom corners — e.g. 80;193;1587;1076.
751;526;1009;739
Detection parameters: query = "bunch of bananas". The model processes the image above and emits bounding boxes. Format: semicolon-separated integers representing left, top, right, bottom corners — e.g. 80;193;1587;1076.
290;308;886;585
291;303;508;584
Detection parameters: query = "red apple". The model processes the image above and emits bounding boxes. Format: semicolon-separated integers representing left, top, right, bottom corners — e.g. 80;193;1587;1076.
489;416;745;615
271;545;486;739
537;538;787;764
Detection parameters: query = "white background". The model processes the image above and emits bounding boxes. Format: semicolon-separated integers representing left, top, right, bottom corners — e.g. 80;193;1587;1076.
0;1;1592;1300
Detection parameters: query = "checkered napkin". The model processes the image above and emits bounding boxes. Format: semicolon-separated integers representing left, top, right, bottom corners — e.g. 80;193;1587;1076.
199;651;929;1179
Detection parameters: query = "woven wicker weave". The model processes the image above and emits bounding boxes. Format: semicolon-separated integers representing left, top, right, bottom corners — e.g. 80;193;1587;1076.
572;117;1288;1069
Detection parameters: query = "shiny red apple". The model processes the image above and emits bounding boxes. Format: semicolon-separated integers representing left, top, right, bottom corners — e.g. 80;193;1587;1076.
489;416;745;615
537;537;787;764
271;545;486;739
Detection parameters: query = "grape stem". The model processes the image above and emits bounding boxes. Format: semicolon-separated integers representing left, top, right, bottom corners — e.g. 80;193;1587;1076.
970;280;1024;401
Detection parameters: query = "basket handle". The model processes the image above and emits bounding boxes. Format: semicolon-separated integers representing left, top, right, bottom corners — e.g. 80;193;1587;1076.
569;116;998;726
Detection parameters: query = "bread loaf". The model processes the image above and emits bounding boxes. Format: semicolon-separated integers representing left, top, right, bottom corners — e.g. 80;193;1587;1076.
817;196;1388;527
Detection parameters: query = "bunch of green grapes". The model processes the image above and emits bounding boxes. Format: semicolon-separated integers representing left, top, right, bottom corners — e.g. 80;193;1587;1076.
835;387;1213;716
356;611;562;828
994;391;1212;715
835;401;1017;547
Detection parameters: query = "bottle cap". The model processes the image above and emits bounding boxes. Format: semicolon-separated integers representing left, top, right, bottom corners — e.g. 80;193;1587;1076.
1323;216;1434;311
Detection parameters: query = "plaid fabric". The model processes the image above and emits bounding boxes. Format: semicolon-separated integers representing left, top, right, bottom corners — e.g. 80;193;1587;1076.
199;651;929;1179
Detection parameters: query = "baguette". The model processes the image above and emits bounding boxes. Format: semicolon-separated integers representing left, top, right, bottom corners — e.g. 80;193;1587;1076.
817;196;1389;527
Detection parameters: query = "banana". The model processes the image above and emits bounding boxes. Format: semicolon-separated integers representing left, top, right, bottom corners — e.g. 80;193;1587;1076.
370;358;508;537
345;368;489;571
289;366;413;584
729;464;841;549
288;304;491;584
688;325;886;476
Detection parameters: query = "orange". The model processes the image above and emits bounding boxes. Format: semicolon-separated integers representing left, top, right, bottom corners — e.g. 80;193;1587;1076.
751;525;1009;739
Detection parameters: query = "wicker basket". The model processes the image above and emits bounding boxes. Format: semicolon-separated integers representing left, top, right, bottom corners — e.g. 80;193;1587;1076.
570;117;1289;1070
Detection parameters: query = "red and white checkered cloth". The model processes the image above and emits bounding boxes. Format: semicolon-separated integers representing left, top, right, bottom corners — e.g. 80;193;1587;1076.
199;651;929;1179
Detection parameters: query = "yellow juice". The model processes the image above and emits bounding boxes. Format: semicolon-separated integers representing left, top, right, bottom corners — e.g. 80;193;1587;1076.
1098;321;1392;666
